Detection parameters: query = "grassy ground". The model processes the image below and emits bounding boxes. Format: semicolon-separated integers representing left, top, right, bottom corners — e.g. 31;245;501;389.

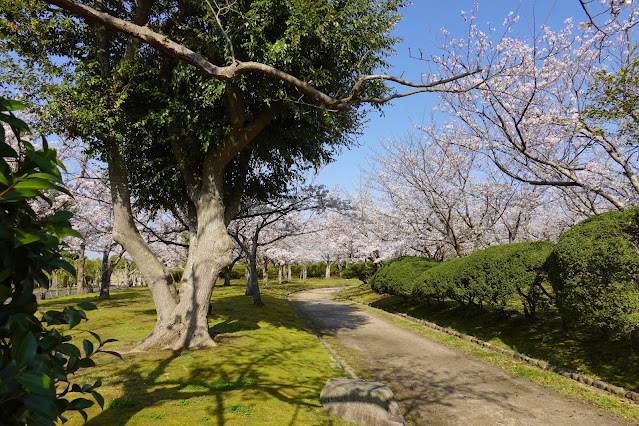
338;284;639;393
39;278;356;425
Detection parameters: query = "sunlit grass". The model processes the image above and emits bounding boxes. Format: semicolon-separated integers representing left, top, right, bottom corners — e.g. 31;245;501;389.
38;278;357;425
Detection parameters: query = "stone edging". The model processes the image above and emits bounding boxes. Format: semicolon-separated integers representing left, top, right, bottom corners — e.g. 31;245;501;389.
339;295;639;403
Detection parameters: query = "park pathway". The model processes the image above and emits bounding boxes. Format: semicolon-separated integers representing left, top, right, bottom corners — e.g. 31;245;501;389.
290;287;631;426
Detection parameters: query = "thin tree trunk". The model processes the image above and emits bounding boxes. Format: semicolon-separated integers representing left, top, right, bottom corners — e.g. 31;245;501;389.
302;264;308;281
278;264;283;285
124;259;130;287
76;241;87;294
262;259;268;289
223;265;231;286
100;246;111;299
287;264;292;282
54;272;59;297
325;262;331;279
243;245;263;305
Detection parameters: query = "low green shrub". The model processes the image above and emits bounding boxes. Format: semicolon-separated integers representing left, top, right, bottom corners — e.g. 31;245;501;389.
413;242;554;316
370;256;438;298
413;257;467;306
548;207;639;335
342;262;377;284
230;264;246;279
465;242;554;317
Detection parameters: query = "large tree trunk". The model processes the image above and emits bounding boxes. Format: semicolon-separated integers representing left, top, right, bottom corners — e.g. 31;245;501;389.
107;141;232;350
325;262;331;279
287;264;292;282
76;242;86;294
302;264;308;281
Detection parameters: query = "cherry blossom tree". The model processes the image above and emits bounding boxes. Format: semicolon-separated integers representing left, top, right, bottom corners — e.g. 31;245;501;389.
228;184;336;304
434;3;639;214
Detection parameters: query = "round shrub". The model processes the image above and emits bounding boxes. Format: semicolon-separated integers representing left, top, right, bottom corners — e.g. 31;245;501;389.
413;257;468;305
465;242;554;317
370;256;438;297
548;207;639;335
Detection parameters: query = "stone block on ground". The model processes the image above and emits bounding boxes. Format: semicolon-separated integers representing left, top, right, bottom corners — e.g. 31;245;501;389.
320;377;405;426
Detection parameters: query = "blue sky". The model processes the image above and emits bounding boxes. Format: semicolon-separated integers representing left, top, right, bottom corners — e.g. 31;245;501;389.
315;0;587;189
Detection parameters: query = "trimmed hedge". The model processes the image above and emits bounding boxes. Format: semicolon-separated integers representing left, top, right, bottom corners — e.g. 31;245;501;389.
548;207;639;335
370;256;438;298
412;242;554;317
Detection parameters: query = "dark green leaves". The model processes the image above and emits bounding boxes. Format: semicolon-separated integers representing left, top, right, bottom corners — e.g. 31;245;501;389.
0;98;117;424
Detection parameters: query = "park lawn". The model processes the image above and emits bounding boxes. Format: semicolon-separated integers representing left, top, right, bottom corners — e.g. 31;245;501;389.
338;284;639;393
38;278;356;425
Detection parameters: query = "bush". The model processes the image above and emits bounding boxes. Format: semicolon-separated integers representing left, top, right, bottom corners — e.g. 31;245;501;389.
0;98;117;424
548;208;639;335
413;242;554;316
230;264;246;280
370;256;438;298
342;262;377;284
464;242;554;317
414;257;471;306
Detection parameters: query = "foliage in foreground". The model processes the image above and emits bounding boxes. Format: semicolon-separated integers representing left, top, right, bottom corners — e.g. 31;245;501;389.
548;207;639;335
0;99;115;424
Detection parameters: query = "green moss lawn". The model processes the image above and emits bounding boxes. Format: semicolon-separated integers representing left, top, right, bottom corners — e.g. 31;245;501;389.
39;278;356;425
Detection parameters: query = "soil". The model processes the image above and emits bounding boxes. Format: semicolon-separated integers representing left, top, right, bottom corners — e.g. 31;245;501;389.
290;287;633;426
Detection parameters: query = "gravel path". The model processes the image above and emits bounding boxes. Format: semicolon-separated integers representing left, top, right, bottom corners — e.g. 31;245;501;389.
290;287;631;426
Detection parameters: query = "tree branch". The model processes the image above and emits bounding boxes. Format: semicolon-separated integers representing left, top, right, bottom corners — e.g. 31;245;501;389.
42;0;484;110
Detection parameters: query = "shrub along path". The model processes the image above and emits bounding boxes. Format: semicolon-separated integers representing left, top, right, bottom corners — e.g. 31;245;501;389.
291;287;632;425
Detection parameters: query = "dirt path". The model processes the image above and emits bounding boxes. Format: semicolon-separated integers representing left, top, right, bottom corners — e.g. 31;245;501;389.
290;287;632;426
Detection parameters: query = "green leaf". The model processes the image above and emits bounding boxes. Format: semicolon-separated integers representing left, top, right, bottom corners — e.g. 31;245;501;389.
27;172;64;183
14;177;68;193
46;209;73;222
67;397;94;410
66;309;82;328
75;302;97;311
100;350;123;359
14;229;43;247
16;372;55;396
0;111;29;131
77;358;96;368
14;333;37;366
0;171;9;186
87;331;103;345
82;339;94;357
91;391;105;409
0;283;10;302
0;98;26;111
22;394;58;419
56;342;81;358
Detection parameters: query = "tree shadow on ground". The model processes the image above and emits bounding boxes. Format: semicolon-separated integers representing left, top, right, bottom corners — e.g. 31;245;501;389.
80;290;344;425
